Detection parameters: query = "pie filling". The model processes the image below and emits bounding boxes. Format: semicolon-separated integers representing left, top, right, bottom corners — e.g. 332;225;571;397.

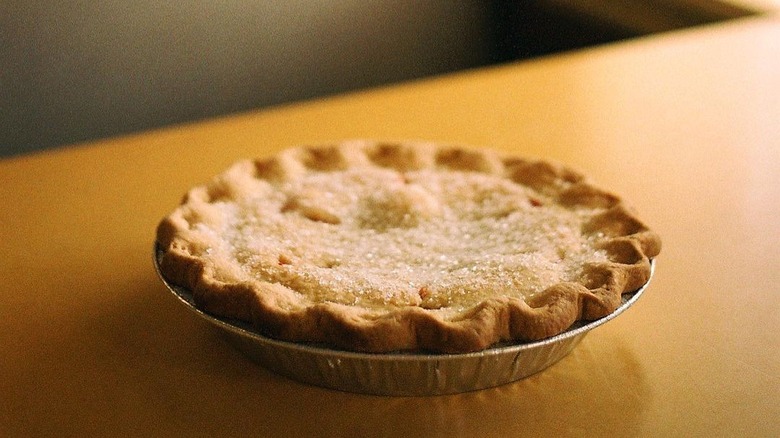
194;166;608;316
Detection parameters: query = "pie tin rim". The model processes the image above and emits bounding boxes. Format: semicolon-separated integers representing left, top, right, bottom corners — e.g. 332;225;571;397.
153;242;655;361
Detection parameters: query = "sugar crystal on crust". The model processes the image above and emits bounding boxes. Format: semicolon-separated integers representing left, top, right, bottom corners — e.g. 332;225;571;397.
198;166;608;315
156;141;661;352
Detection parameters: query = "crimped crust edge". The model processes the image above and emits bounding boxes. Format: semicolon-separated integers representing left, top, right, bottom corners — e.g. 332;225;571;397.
155;140;661;353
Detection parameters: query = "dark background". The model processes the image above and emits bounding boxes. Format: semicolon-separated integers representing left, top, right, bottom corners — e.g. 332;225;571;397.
0;0;755;157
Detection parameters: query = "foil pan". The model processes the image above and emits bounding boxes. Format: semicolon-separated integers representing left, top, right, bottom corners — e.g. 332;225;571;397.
154;246;654;396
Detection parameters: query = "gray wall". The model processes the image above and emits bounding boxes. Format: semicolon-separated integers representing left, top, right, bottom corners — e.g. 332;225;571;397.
1;1;495;157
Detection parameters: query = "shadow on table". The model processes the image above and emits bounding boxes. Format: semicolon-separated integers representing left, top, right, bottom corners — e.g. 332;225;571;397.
2;266;649;437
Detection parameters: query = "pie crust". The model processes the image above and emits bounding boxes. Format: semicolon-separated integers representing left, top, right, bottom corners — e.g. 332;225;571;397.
156;140;661;353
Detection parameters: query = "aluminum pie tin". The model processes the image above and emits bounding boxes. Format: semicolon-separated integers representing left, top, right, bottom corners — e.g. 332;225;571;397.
154;246;654;396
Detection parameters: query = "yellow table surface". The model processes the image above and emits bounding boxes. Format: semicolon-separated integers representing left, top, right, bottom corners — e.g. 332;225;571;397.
2;16;779;437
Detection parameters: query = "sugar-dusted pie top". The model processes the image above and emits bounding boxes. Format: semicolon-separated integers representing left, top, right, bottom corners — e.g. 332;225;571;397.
156;141;661;353
207;167;609;316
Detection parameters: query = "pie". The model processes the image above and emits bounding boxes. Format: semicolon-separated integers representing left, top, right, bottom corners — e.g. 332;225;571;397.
155;140;661;353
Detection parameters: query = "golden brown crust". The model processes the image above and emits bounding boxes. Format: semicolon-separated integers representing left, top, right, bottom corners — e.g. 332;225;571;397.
155;140;661;353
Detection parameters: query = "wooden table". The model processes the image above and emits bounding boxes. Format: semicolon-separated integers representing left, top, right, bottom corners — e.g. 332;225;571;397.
2;16;778;437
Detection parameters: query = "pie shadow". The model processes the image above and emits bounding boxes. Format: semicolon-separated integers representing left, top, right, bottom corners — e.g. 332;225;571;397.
6;266;650;437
